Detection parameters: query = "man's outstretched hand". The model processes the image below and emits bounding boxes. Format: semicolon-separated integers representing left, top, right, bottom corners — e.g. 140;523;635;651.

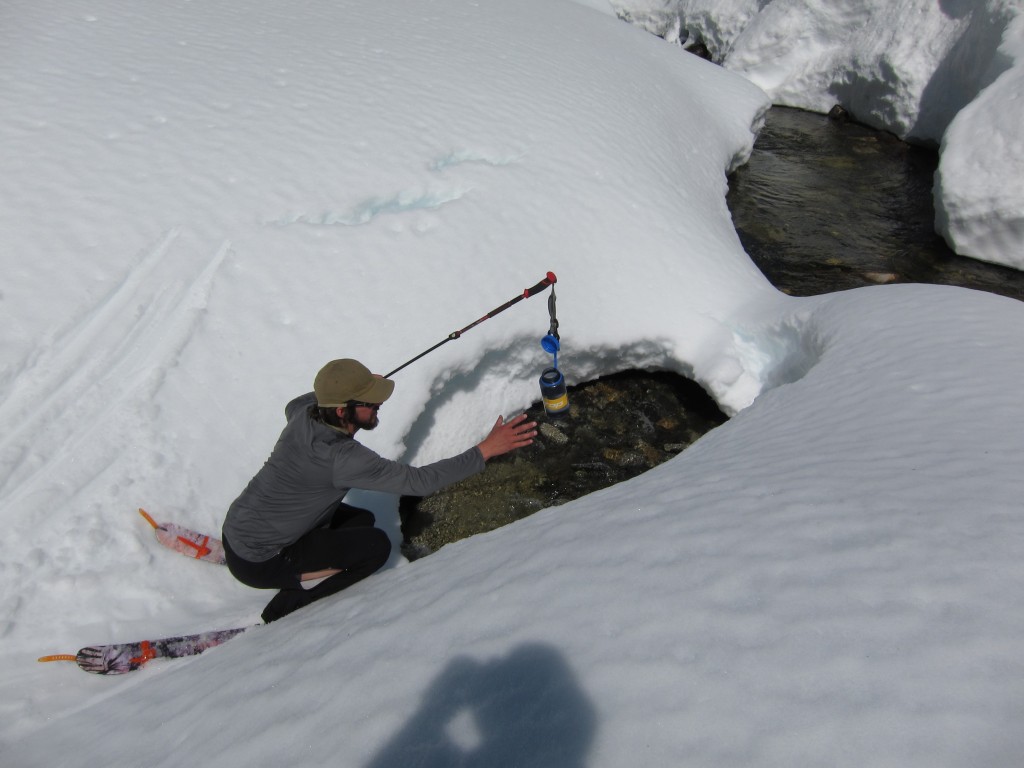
477;414;538;461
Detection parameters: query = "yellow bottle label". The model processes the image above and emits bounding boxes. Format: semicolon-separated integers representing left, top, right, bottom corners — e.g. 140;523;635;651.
544;393;569;410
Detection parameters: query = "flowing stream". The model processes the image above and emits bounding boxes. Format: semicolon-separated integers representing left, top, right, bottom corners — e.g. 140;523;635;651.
401;106;1024;558
728;106;1024;300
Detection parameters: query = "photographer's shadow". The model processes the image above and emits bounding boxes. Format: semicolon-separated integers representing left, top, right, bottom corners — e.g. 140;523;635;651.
365;643;597;768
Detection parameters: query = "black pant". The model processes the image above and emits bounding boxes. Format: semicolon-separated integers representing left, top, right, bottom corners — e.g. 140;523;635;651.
224;503;392;623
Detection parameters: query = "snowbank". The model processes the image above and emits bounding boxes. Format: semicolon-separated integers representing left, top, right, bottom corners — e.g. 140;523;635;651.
935;10;1024;268
2;1;1023;766
611;0;1024;269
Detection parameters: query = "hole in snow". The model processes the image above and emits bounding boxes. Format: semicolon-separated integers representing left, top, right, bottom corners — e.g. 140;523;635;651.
400;369;727;559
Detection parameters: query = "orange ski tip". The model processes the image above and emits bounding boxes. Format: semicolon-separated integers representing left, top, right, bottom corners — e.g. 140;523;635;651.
138;508;160;529
38;654;77;663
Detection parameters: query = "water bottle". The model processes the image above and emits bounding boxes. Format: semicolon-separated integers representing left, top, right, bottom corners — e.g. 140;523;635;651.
539;367;569;418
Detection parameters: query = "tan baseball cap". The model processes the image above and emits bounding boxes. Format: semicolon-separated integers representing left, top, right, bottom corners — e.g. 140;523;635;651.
314;359;395;407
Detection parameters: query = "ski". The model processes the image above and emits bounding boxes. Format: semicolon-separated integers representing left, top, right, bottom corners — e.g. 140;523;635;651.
138;508;226;565
37;511;242;674
38;627;250;675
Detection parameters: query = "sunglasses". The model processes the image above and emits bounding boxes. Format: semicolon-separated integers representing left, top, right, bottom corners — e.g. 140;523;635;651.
348;401;381;409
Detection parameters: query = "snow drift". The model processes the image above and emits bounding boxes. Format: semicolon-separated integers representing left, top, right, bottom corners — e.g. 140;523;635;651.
612;0;1024;269
2;1;1023;766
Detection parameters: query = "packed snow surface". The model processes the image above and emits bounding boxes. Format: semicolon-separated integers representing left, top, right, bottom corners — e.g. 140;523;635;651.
613;0;1024;269
2;1;1022;766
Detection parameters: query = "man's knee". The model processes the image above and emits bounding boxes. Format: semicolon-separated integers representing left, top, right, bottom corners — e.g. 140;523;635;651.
371;528;392;564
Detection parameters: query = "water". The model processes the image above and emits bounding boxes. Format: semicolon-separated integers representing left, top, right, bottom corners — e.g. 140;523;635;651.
402;105;1024;557
401;371;726;559
728;107;1024;301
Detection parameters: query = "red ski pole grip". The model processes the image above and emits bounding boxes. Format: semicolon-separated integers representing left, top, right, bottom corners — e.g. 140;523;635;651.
523;271;557;298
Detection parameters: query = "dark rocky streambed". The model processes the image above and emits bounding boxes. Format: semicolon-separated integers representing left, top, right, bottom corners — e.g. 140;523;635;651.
400;372;727;559
399;106;1024;561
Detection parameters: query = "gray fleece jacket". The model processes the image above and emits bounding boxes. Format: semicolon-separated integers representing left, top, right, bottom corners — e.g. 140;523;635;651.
222;392;485;562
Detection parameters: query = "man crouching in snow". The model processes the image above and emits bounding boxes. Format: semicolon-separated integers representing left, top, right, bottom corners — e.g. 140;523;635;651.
222;358;537;623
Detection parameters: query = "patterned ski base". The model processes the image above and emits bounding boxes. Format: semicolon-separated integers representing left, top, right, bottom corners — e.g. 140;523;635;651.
39;627;249;675
139;508;226;565
37;510;239;674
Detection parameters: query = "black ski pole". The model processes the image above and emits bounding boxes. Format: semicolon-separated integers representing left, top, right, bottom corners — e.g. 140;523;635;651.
385;272;557;378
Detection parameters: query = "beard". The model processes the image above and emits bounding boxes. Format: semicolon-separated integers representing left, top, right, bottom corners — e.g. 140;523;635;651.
348;407;379;431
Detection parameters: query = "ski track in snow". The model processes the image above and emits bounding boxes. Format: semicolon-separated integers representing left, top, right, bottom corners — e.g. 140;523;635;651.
0;230;231;510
